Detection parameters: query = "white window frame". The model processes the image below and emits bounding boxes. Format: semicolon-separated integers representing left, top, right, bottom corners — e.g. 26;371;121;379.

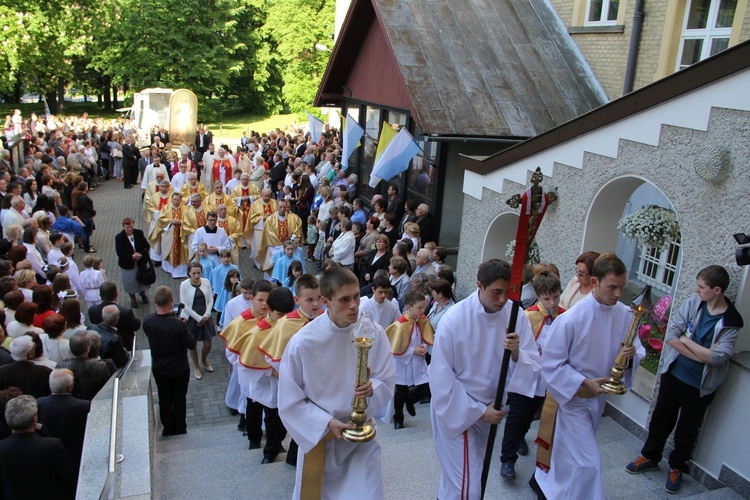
676;0;735;70
584;0;620;26
636;239;681;293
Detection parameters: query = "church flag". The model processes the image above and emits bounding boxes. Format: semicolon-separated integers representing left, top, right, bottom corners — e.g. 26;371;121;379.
374;121;397;166
369;128;420;188
341;113;364;171
307;113;324;144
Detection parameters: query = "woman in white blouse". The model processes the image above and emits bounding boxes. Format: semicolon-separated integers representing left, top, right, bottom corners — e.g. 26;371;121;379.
180;262;216;380
330;218;356;270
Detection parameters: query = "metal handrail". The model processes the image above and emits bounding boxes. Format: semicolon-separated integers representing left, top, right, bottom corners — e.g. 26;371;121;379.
98;337;137;500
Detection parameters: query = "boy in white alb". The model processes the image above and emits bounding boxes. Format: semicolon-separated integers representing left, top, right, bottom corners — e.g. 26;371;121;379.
359;275;400;330
385;289;434;429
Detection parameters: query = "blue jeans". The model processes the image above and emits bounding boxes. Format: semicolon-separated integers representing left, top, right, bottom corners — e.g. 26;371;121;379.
82;217;94;251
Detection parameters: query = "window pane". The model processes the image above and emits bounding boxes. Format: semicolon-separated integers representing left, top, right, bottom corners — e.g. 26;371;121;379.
686;0;711;29
710;37;729;55
680;39;704;68
607;0;620;21
405;135;438;212
588;0;603;23
716;0;737;28
359;107;381;203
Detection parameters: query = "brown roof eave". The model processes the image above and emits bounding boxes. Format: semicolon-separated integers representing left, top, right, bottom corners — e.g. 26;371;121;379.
460;39;750;175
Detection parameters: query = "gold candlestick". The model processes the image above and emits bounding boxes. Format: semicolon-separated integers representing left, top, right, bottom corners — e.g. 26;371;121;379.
601;285;653;396
342;313;377;443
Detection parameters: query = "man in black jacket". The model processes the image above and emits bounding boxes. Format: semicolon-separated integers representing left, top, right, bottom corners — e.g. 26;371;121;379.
143;286;196;436
60;332;111;400
37;368;91;476
0;336;52;398
89;282;141;350
270;153;286;196
0;395;76;500
91;305;130;368
122;136;141;189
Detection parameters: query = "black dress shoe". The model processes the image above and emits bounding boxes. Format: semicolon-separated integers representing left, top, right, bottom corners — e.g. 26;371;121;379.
154;261;161;267
131;301;139;309
141;294;149;304
261;456;274;464
406;401;416;417
394;422;404;429
249;441;261;450
501;461;516;479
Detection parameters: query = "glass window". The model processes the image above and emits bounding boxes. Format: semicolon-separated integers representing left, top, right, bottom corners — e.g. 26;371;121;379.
404;133;439;211
585;0;619;25
677;0;736;70
636;239;681;293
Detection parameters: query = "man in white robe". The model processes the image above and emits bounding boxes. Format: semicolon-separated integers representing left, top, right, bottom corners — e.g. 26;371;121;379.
533;253;644;500
140;156;168;191
190;212;232;267
429;259;540;500
279;267;396;500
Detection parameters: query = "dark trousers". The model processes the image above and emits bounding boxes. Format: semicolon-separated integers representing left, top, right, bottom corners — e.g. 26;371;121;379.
286;439;299;466
642;372;715;472
154;372;189;435
394;383;429;423
263;405;287;460
246;398;264;443
501;392;545;463
307;243;315;259
82;217;94;251
123;164;137;187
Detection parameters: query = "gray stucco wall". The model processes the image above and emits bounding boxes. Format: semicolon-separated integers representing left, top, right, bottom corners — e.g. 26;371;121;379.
457;107;750;308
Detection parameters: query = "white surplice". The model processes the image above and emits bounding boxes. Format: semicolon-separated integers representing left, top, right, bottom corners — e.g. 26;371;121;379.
359;297;400;330
534;293;645;500
395;322;429;387
278;312;396;500
222;297;252;410
429;291;540;500
190;226;231;265
222;295;251;329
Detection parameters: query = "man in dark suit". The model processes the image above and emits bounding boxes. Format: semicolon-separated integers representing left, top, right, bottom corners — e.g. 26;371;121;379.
195;125;212;155
122;135;141;189
0;395;76;499
37;368;90;475
0;336;52;398
89;282;141;351
386;184;404;222
60;331;111;400
415;203;434;243
91;305;130;368
270;153;286;196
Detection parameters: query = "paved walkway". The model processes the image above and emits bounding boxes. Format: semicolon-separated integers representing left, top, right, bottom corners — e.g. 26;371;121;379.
87;180;741;499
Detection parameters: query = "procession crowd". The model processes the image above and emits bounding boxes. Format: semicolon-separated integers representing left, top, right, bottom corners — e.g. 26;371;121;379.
0;108;743;500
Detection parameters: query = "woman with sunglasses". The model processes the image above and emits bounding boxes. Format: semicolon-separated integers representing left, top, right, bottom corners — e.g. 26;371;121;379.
559;251;600;310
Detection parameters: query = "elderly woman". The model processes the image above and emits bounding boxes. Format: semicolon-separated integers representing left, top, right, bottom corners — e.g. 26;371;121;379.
0;224;22;259
559;250;601;310
180;262;216;380
14;269;36;301
330;218;356;271
355;216;381;276
115;217;151;308
362;234;392;285
34;213;53;258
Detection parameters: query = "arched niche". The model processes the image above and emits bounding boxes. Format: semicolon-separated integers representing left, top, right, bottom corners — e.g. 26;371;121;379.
482;212;520;262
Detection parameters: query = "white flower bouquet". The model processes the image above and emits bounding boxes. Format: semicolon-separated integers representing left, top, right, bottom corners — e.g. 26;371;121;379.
617;205;680;251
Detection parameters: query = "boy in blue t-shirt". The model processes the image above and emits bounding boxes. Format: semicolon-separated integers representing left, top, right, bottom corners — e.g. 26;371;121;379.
626;265;744;493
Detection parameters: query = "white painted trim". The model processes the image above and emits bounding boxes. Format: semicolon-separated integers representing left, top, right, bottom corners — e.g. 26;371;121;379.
463;69;750;200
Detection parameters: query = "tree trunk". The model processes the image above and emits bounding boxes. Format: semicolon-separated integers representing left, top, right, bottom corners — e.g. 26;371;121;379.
103;76;112;110
97;93;102;106
12;80;23;103
112;85;118;109
46;91;58;115
57;77;65;115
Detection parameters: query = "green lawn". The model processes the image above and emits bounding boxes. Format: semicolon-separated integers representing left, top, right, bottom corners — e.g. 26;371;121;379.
207;113;297;145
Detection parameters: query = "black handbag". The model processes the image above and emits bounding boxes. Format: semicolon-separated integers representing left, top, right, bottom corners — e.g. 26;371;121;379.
136;258;157;285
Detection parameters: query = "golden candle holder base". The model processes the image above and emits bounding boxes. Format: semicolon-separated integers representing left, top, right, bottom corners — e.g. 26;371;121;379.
600;285;652;397
342;334;376;443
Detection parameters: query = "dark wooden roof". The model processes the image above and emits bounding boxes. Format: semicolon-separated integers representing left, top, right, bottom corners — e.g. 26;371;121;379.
460;39;750;175
315;0;607;138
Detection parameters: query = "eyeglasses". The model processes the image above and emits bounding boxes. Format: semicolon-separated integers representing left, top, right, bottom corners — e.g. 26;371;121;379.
575;269;590;277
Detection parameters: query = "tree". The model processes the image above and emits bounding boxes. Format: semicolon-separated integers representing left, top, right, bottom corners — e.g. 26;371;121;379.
263;0;335;113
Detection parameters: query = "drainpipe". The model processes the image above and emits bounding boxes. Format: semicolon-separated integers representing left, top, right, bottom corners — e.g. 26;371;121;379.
623;0;645;95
